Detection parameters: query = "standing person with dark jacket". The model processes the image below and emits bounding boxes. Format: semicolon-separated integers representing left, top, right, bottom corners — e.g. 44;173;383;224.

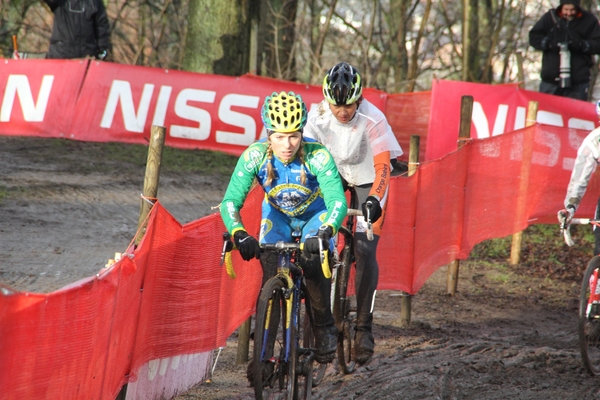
43;0;111;60
529;0;600;100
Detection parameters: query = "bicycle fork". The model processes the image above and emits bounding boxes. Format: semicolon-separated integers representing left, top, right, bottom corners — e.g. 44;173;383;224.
588;269;600;318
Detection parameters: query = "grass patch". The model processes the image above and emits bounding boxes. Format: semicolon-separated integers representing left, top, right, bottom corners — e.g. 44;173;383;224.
469;223;595;283
23;137;238;175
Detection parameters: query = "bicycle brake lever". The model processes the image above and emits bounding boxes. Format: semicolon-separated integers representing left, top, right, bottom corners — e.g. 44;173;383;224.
365;201;374;241
220;232;231;266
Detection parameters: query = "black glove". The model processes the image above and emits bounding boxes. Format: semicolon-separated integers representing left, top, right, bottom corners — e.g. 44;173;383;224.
362;196;382;223
569;38;589;53
541;36;560;52
233;231;260;261
304;225;333;254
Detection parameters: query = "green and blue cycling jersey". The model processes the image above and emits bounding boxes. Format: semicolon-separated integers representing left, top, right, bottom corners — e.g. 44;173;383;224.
220;138;347;244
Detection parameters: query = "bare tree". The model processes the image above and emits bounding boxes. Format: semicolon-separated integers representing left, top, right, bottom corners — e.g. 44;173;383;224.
3;0;574;96
182;0;258;75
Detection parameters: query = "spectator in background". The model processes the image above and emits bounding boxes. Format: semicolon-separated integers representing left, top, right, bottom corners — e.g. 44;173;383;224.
43;0;111;60
529;0;600;101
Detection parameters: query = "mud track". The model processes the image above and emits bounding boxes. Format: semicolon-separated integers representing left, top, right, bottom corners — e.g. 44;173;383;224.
1;136;598;399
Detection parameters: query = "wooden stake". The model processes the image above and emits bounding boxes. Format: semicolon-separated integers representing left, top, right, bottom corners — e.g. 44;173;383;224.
509;102;538;266
399;135;421;327
447;95;473;296
135;125;167;246
117;126;166;400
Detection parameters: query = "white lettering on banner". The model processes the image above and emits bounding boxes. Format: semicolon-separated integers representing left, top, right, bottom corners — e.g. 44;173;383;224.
568;118;595;131
563;129;589;170
473;101;594;168
152;86;173;127
171;89;216;140
533;131;559;167
1;75;54;122
216;94;260;146
471;102;508;139
101;80;154;132
514;107;526;130
537;110;563;127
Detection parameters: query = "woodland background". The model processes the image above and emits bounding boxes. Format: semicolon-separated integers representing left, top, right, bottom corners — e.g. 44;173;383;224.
2;0;600;98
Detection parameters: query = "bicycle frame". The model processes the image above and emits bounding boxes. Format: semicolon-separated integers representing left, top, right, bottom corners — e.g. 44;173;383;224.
259;242;304;366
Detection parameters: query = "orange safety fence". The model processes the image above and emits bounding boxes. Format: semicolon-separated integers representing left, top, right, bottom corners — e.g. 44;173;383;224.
385;90;432;162
2;124;600;399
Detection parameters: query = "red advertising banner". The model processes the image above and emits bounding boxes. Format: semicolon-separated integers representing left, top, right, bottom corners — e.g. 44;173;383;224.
426;80;598;161
0;60;388;156
0;59;88;137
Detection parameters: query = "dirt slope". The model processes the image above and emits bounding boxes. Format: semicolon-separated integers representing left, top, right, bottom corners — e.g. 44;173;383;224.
1;136;598;399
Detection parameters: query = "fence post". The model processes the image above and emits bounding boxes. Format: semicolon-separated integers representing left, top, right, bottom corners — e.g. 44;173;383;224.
447;95;473;296
509;101;538;265
399;135;420;327
117;125;166;400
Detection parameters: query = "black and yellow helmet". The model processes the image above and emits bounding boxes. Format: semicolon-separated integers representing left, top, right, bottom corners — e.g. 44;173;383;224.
261;91;308;133
322;62;362;106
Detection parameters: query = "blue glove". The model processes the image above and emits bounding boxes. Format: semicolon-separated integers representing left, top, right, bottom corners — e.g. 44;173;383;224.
233;231;260;261
362;196;382;223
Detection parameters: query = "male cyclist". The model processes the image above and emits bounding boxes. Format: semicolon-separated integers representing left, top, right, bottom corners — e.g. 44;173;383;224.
558;100;600;253
220;91;347;363
303;62;403;365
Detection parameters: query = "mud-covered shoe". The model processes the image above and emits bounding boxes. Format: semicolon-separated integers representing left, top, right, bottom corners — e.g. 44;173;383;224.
314;325;338;364
353;329;375;365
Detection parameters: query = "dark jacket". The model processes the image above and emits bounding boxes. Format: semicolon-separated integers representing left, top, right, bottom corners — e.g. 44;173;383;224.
44;0;111;59
529;1;600;85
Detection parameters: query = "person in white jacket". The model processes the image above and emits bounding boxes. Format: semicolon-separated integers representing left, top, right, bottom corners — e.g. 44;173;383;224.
559;100;600;253
303;61;403;365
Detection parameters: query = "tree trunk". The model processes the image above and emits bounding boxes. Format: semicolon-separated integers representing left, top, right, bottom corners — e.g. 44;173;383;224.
183;0;257;75
386;0;409;92
261;0;298;80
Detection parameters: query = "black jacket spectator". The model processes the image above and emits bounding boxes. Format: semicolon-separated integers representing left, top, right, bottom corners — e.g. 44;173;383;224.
44;0;111;60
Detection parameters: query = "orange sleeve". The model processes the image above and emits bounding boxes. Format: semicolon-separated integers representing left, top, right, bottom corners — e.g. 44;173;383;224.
370;151;391;200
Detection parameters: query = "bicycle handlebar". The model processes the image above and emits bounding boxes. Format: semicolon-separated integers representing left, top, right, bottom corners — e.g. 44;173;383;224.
346;208;374;241
560;218;600;247
220;206;374;280
260;242;302;251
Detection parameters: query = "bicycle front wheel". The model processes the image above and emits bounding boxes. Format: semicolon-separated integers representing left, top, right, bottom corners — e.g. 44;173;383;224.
253;276;294;400
579;256;600;376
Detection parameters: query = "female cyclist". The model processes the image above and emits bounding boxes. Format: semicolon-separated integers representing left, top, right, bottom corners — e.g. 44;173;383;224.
220;91;348;363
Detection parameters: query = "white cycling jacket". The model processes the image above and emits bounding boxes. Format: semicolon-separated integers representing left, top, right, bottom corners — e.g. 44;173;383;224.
304;98;403;186
565;127;600;209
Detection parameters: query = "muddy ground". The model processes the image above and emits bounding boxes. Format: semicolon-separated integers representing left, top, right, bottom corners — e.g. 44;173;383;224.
1;136;599;399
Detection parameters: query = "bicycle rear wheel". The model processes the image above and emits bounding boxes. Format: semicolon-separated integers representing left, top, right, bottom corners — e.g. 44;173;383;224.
333;234;356;375
253;277;294;399
579;256;600;376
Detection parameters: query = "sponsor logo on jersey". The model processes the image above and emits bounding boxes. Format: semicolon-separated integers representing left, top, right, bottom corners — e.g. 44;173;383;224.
307;148;330;171
259;218;273;240
243;147;263;172
326;200;344;225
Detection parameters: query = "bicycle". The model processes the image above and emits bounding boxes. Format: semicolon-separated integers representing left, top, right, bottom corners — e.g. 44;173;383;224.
560;214;600;376
221;232;319;399
329;186;374;375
